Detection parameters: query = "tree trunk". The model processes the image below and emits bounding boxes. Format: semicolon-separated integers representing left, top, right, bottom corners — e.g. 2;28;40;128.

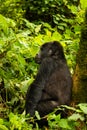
72;9;87;104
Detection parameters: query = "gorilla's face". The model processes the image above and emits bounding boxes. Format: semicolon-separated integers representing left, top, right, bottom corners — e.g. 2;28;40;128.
35;41;64;64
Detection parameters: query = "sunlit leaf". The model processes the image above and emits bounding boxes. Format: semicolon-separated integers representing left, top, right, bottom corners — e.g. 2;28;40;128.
0;14;8;35
52;31;62;41
0;125;9;130
80;0;87;9
68;113;84;121
78;103;87;114
59;119;70;129
46;29;52;37
35;111;41;120
35;24;42;33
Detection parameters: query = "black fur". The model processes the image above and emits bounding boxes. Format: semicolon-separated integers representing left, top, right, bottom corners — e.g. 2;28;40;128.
25;41;72;118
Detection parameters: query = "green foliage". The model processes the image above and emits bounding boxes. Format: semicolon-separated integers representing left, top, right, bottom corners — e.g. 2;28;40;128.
0;0;82;33
0;113;33;130
0;15;39;114
47;104;87;130
0;0;25;21
25;0;80;32
0;103;87;130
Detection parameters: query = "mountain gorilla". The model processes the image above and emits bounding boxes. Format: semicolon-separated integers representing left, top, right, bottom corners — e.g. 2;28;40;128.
25;41;72;123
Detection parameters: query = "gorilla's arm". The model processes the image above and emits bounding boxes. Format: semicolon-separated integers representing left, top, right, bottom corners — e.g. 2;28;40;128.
25;58;54;116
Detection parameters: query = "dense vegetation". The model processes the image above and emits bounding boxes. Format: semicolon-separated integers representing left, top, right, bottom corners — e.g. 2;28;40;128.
0;0;87;129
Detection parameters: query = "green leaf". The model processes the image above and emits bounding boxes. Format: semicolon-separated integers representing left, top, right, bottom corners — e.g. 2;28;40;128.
0;119;3;124
35;24;42;33
0;14;8;35
78;103;87;114
80;0;87;9
0;125;9;130
17;54;26;66
68;5;77;14
59;119;70;129
52;31;62;41
35;111;41;120
68;113;84;121
58;25;64;30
